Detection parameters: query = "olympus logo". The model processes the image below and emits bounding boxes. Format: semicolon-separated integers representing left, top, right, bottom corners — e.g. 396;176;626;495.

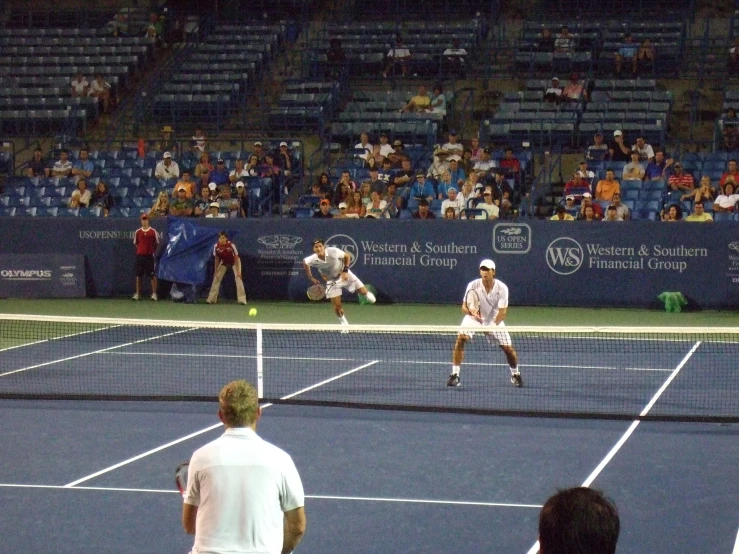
326;234;358;267
1;270;52;278
546;237;584;275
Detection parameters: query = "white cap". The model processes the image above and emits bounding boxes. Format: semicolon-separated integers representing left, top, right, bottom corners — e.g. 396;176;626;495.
209;202;220;208
280;141;288;147
236;181;245;188
208;182;217;190
163;151;172;158
448;154;462;162
613;130;623;137
338;202;347;208
479;259;496;270
582;192;592;198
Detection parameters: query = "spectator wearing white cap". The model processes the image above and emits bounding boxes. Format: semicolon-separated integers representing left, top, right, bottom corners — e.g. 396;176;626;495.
579;192;603;220
441;187;465;217
205;202;226;218
448;156;466;185
609;130;631;162
335;202;351;219
154;152;180;182
253;141;266;163
276;141;293;176
234;181;248;217
544;77;563;102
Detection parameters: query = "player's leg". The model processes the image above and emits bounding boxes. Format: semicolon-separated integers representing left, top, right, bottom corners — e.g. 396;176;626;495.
490;323;522;387
206;265;228;304
329;295;348;326
353;274;376;304
232;266;247;304
448;333;470;386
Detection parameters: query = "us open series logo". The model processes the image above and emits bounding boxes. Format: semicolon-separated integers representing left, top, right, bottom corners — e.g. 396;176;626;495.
492;223;532;255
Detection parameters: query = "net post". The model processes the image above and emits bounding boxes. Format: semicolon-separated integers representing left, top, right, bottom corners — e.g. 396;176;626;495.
256;326;264;399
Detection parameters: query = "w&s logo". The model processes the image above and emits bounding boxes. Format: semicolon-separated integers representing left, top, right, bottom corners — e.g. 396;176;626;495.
546;237;584;275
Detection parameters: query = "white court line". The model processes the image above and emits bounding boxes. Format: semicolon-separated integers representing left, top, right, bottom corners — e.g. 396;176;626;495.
733;526;739;554
64;360;379;487
0;327;196;378
0;325;120;353
0;483;541;508
103;351;672;372
524;341;702;554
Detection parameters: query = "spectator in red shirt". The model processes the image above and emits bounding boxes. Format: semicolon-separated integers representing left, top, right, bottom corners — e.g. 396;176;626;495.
579;192;603;220
719;159;739;187
206;231;247;305
132;214;159;301
499;148;521;174
563;172;591;197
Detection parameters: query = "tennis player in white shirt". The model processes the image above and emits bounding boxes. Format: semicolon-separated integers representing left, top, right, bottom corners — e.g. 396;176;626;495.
448;259;522;388
303;238;376;327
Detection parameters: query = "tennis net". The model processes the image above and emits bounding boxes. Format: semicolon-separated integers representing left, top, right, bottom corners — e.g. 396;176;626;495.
0;314;737;422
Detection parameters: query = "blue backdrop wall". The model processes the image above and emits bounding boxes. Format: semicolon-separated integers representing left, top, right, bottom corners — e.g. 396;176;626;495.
0;217;737;308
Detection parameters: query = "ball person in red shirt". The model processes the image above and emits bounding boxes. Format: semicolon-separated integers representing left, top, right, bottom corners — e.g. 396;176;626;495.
133;214;159;300
206;231;247;305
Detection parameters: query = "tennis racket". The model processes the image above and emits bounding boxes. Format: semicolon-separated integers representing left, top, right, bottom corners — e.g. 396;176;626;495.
175;462;189;498
465;288;482;322
307;283;326;301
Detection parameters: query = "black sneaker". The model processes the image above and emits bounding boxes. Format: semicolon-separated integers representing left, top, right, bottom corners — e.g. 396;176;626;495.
510;373;523;388
447;374;460;387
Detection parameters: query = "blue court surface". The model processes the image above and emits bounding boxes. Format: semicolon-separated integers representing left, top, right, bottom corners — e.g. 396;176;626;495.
0;325;738;553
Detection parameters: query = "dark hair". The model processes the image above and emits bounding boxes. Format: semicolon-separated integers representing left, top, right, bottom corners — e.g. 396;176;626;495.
694;200;704;207
539;488;620;554
218;231;228;238
312;238;325;246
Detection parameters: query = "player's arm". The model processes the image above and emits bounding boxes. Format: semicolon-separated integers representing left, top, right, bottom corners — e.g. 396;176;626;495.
303;259;319;284
494;307;508;325
182;503;197;534
341;252;351;280
282;507;307;554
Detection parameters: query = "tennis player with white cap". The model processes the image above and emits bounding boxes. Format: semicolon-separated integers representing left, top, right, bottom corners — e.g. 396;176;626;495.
448;258;522;388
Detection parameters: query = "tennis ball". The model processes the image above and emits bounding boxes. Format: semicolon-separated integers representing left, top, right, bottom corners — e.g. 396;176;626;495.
249;308;257;317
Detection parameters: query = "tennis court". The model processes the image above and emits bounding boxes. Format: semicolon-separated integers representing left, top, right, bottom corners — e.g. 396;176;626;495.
0;302;738;553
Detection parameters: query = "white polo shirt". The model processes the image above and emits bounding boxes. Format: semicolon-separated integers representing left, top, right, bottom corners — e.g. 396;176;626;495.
303;246;345;279
463;278;509;325
184;427;304;554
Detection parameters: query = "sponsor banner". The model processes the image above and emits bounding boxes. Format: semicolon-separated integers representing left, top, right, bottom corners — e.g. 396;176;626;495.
0;218;736;307
0;254;85;298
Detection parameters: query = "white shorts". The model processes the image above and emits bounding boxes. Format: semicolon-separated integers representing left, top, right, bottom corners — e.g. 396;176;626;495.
458;316;512;347
324;270;364;299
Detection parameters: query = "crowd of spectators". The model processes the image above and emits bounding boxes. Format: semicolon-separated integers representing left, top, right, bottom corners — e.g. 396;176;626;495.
551;127;739;222
15;131;296;218
298;131;527;220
